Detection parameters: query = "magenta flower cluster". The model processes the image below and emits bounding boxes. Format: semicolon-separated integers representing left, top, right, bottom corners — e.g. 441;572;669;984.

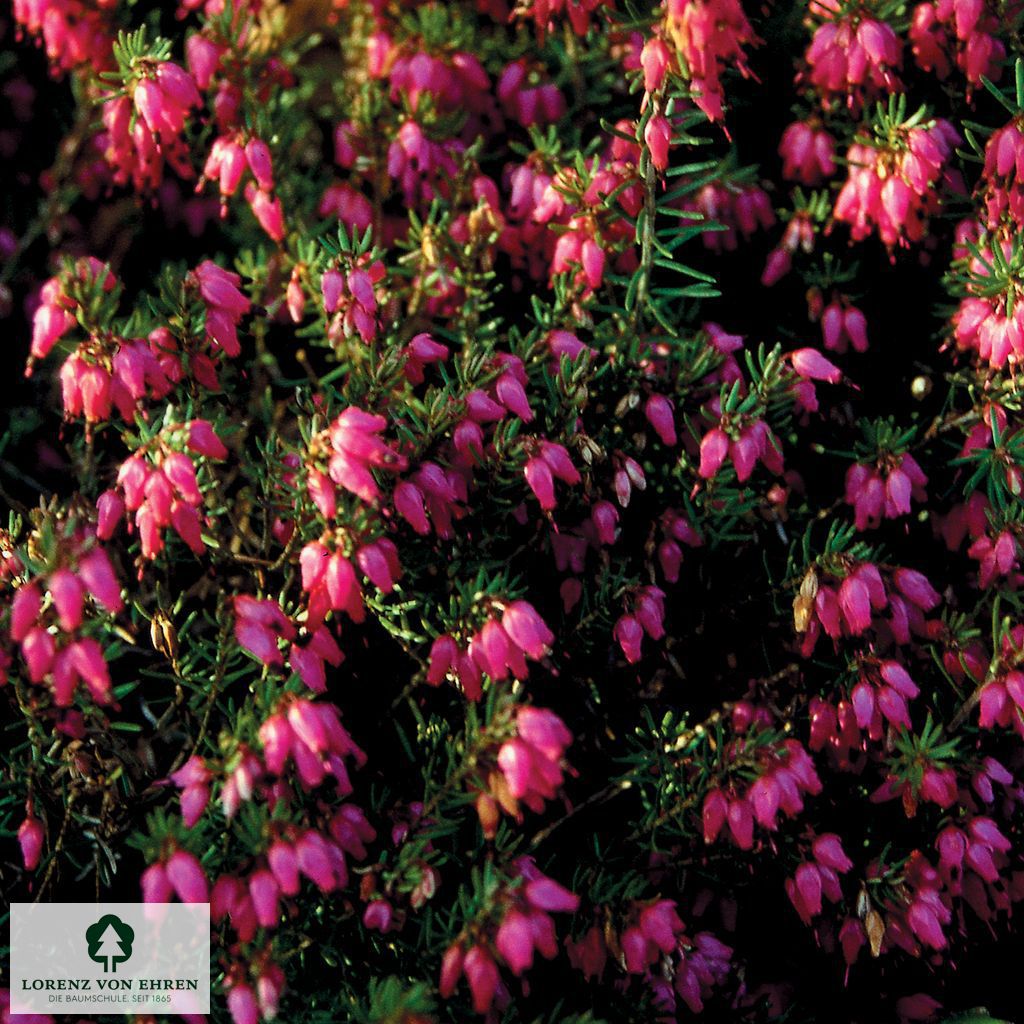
4;1;1024;1023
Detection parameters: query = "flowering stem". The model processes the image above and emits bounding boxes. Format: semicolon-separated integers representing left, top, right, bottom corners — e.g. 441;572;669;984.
632;106;660;331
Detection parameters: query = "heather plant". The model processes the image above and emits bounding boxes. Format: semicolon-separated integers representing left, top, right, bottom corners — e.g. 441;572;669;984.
2;1;1024;1023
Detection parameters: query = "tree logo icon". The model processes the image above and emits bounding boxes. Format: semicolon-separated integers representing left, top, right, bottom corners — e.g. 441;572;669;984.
85;914;135;973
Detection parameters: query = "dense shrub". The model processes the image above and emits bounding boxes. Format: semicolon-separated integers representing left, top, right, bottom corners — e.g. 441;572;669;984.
2;1;1024;1022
